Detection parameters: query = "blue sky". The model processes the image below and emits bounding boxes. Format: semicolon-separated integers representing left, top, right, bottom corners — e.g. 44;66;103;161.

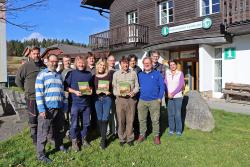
7;0;109;44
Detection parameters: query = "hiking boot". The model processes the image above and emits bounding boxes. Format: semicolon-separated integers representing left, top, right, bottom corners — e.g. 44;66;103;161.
38;156;52;164
127;141;134;146
154;136;161;145
72;139;80;152
82;137;91;148
137;135;145;143
120;142;126;147
100;139;107;150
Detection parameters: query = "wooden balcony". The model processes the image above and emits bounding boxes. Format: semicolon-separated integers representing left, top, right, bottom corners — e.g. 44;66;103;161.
89;24;149;51
222;0;250;26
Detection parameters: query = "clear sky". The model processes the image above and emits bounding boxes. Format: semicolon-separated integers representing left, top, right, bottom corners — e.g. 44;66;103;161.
6;0;109;44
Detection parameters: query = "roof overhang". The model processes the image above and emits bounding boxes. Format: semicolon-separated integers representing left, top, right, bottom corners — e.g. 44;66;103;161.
81;0;113;10
143;36;230;51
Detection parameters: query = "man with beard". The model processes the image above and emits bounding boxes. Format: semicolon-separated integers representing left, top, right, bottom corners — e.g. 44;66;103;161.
35;54;67;163
15;46;46;145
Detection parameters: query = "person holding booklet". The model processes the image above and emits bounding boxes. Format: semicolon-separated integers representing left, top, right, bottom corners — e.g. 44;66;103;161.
112;56;139;146
65;56;93;152
93;58;113;149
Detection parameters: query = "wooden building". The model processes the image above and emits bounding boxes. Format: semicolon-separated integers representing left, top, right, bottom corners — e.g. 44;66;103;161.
82;0;250;98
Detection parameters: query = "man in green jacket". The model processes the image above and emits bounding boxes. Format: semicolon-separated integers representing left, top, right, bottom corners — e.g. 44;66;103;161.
15;46;46;145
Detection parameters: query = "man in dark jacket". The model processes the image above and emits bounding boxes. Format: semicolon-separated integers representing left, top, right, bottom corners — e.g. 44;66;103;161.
150;51;166;79
15;46;46;145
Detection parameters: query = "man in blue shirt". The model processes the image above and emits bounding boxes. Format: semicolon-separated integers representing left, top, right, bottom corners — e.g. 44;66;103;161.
137;57;164;145
65;56;93;152
35;55;67;163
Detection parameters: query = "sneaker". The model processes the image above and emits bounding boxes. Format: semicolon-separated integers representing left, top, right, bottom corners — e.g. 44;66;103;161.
58;145;67;153
168;131;174;136
137;135;145;143
176;132;182;136
72;139;80;152
120;142;126;147
38;157;52;164
127;141;134;146
154;136;161;145
82;137;91;148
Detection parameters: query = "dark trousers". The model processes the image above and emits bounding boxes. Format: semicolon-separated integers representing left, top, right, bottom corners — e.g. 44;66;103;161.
70;105;91;139
36;109;64;159
26;99;39;144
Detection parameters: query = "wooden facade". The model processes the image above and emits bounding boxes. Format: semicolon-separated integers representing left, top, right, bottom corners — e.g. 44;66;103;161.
222;0;250;35
109;0;223;47
85;0;250;51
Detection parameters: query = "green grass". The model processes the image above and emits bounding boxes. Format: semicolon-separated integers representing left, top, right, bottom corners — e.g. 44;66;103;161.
1;110;250;167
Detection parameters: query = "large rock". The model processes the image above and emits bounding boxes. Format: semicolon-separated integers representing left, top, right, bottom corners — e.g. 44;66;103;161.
184;91;215;132
0;88;28;121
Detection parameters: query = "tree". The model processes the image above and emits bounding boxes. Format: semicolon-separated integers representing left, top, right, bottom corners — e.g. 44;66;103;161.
0;0;47;31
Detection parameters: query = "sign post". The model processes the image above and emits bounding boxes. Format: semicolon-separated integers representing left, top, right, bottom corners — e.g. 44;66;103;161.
0;7;7;83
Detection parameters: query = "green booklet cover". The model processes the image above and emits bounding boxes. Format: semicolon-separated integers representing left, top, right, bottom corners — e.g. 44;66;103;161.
78;82;92;95
119;81;131;96
97;80;110;93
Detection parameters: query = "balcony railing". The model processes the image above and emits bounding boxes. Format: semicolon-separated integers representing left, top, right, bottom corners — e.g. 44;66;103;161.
222;0;250;26
89;24;149;50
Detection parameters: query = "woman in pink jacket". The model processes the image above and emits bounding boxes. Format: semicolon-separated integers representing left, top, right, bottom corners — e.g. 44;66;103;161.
165;60;185;136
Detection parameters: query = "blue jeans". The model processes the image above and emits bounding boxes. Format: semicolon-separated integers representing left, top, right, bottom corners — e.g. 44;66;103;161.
70;105;91;139
168;97;183;133
95;96;112;121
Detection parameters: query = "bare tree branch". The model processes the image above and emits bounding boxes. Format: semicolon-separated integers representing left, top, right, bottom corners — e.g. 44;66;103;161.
0;0;47;31
0;17;35;31
1;0;47;12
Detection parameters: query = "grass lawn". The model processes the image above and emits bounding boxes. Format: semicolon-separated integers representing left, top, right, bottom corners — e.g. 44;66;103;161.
1;110;250;167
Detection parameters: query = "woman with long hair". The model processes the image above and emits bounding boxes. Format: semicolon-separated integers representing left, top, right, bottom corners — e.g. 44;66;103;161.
94;58;113;149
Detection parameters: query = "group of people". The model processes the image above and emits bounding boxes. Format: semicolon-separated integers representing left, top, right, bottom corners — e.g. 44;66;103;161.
15;46;185;164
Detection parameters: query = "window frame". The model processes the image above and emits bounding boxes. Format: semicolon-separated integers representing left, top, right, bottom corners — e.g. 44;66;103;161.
159;0;174;26
127;11;138;25
200;0;220;16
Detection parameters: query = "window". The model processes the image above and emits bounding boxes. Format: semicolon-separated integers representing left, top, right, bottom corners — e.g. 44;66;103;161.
127;11;138;43
128;11;138;24
200;0;220;16
213;48;222;92
159;1;174;25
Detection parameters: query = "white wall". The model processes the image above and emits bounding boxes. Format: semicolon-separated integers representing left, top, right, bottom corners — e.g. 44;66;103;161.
199;44;214;92
0;9;7;83
222;34;250;86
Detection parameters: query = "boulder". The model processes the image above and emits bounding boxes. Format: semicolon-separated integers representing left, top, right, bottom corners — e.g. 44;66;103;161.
184;91;215;132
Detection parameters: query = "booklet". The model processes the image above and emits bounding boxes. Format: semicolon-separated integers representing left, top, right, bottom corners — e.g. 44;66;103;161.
97;80;110;93
78;82;92;95
119;81;131;96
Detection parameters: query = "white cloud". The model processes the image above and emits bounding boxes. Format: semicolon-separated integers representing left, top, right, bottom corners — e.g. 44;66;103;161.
22;32;46;42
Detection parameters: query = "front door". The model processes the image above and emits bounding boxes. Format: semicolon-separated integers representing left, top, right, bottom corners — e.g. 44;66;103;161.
170;50;199;93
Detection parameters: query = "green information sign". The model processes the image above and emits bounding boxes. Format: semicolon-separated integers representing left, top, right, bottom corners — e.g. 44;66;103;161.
161;17;212;37
224;48;236;60
161;26;169;37
202;18;212;29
